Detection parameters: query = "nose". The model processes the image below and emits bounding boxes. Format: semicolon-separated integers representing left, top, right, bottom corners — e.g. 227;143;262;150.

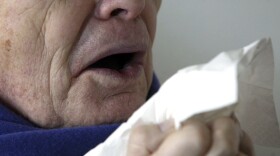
95;0;145;20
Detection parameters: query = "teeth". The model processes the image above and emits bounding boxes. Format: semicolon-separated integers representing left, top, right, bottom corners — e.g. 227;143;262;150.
89;53;134;71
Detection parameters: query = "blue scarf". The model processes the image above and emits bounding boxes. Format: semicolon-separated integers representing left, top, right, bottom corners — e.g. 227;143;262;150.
0;74;160;156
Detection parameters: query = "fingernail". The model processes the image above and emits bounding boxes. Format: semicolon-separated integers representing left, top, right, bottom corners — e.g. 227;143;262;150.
159;119;174;132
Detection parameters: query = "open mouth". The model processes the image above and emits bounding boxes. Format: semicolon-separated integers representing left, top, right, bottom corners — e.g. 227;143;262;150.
87;52;139;71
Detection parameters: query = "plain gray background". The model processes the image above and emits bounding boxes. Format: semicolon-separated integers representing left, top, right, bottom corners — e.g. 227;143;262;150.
153;0;280;153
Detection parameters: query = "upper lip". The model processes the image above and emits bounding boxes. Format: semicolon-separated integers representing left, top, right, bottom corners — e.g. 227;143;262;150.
71;19;150;77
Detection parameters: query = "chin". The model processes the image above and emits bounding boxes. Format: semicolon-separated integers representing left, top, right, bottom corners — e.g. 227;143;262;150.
59;81;148;127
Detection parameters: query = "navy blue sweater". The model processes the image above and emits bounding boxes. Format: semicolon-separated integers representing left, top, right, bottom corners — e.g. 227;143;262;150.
0;74;160;156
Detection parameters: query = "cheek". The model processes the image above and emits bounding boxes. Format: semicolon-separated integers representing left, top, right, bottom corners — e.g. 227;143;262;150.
143;0;158;42
1;0;95;67
144;50;154;90
44;1;97;104
142;1;158;88
0;3;47;81
0;0;98;125
44;1;95;52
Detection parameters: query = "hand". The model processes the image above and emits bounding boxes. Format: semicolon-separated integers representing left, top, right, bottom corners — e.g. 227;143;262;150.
127;116;254;156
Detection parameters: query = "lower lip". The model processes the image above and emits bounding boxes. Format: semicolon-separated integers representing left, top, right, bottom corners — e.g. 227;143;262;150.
86;62;144;81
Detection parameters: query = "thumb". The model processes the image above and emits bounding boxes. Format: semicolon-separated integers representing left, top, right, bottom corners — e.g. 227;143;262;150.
127;119;174;156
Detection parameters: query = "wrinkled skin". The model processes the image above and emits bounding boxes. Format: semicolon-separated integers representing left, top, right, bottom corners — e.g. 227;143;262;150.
0;0;162;128
0;1;255;155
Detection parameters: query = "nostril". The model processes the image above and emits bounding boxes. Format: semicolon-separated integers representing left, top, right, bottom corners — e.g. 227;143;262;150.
111;8;127;17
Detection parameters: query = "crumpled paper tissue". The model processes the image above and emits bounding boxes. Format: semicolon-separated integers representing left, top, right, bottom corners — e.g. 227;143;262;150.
233;38;279;156
85;38;273;156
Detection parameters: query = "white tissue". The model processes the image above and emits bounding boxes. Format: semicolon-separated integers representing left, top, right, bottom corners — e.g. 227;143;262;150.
85;38;272;156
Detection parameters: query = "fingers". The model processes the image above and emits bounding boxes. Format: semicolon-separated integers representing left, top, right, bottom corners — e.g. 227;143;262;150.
127;119;174;156
240;130;254;156
127;117;254;156
207;117;240;156
154;119;211;156
231;114;254;156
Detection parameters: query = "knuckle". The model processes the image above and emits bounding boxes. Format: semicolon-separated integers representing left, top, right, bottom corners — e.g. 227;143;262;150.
214;117;236;126
214;127;227;138
181;120;211;150
207;144;237;156
215;131;238;151
208;134;238;156
213;117;239;138
130;126;150;143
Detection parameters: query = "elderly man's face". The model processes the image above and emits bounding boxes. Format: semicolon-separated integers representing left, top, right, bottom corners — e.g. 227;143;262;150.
0;0;161;128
